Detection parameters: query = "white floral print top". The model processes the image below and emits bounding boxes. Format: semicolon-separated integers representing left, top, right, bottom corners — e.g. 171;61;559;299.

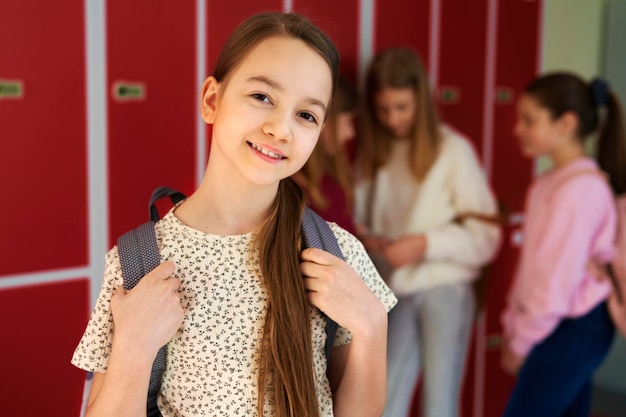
72;208;397;416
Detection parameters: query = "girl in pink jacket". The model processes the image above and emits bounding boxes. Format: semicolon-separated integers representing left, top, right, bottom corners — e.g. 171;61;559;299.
501;72;626;417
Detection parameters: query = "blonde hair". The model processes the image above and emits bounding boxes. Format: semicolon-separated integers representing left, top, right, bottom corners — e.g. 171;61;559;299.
360;47;442;181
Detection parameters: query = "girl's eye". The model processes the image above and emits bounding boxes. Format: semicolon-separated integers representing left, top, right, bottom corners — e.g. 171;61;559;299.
298;112;317;124
252;93;271;104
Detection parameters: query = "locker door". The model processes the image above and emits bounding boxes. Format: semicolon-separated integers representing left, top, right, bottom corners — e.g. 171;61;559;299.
436;0;488;153
0;0;87;274
483;1;542;416
0;280;90;417
107;0;197;243
292;0;360;81
374;0;431;68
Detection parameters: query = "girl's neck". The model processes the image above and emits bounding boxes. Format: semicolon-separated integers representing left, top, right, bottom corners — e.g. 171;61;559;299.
549;141;586;169
176;165;278;236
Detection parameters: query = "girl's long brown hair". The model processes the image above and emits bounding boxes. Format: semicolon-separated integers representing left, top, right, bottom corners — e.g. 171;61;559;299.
525;73;626;195
212;12;339;417
296;78;358;212
360;47;442;182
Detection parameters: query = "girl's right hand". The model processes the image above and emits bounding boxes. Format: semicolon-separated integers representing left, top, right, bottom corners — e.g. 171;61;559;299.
110;261;184;357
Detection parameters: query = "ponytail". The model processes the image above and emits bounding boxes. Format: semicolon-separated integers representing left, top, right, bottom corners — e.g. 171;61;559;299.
597;90;626;195
256;178;320;417
525;73;626;195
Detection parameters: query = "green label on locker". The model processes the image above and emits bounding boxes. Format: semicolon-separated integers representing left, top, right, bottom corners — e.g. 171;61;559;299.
439;86;460;104
112;80;146;101
486;334;503;349
495;87;514;104
0;80;24;99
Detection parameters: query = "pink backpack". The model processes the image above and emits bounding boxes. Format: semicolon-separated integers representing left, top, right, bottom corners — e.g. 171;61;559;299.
554;169;626;336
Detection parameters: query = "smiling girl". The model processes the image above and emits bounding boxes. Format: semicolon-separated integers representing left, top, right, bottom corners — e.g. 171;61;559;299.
72;12;396;417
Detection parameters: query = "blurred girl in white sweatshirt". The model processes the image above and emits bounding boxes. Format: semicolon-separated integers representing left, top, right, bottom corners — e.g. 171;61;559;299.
355;47;501;417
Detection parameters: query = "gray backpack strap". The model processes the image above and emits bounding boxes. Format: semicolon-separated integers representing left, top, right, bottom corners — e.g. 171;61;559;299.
301;207;345;360
117;221;166;417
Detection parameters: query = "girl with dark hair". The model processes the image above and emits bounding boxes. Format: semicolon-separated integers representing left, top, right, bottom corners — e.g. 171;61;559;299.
72;12;396;417
356;47;501;417
501;72;626;417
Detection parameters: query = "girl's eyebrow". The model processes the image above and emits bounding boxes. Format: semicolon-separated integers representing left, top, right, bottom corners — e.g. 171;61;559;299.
247;75;327;113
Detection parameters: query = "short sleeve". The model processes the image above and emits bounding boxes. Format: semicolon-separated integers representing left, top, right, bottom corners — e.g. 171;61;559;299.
71;247;124;373
328;223;398;346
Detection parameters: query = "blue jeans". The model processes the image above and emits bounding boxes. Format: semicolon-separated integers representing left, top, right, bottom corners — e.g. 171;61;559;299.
384;283;475;417
503;301;615;417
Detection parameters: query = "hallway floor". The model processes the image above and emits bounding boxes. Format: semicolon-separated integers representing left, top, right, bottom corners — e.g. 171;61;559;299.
592;386;626;417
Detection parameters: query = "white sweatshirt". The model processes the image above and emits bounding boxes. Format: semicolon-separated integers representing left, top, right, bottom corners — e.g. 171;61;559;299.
355;126;501;295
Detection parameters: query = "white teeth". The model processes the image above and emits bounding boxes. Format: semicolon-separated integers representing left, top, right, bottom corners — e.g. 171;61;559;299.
250;143;283;159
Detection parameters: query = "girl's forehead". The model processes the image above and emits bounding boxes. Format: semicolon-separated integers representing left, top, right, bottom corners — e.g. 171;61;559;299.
228;35;333;104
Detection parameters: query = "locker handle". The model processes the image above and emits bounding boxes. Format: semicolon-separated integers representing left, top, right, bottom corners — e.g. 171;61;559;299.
0;78;24;100
112;80;146;102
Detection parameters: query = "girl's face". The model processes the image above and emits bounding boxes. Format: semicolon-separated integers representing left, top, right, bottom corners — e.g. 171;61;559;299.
202;35;333;187
514;93;575;158
374;87;416;139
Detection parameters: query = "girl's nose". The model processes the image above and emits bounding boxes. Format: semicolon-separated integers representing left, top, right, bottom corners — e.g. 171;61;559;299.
262;113;292;141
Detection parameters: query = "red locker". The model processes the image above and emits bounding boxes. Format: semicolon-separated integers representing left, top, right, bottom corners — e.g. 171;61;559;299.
0;0;87;275
483;1;542;416
374;0;431;69
107;0;197;244
0;280;90;417
436;0;489;153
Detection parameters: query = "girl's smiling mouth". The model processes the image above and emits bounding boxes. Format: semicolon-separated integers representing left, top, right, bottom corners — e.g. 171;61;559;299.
248;141;287;160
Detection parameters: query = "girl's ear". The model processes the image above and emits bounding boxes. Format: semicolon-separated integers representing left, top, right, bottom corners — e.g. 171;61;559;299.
200;76;220;124
557;110;579;137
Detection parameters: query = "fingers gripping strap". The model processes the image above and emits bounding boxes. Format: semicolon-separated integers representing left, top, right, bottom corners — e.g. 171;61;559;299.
301;208;345;359
117;221;166;413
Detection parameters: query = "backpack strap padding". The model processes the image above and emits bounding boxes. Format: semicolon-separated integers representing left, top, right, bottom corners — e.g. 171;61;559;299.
301;207;345;360
117;221;167;416
118;221;161;290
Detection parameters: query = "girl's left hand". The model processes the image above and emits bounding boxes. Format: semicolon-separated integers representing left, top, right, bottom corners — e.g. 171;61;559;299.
300;248;387;338
383;235;427;269
501;341;525;375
